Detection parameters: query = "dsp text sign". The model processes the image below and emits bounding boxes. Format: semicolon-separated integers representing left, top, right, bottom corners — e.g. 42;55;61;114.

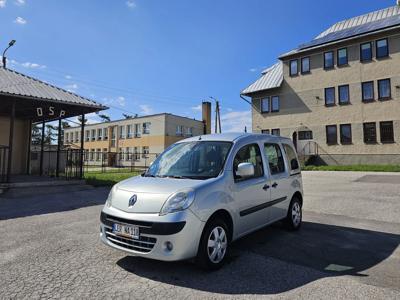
36;107;66;118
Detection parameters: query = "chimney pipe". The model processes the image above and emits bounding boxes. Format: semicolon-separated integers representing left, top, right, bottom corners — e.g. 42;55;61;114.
202;101;211;134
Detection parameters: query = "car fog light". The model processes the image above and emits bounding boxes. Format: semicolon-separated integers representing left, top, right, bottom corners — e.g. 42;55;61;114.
164;241;173;252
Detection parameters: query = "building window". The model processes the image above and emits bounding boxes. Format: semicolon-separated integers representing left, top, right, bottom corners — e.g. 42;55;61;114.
261;129;270;134
96;149;101;161
340;124;352;144
289;59;298;76
134;124;141;137
90;149;95;161
97;128;102;140
127;125;133;138
261;97;270;113
363;122;377;144
338;85;350;105
326;125;337;145
176;125;184;136
91;129;96;141
298;131;313;140
362;81;374;102
103;128;108;140
301;57;310;74
324;51;334;69
186;127;193;136
142;146;149;158
111;127;116;147
142;122;151;134
376;38;389;59
65;132;69;143
75;132;79;142
378;78;391;100
125;147;131;161
380;121;394;143
360;42;372;61
119;126;126;139
271;128;280;136
325;87;335;106
271;96;280;112
85;130;90;142
337;48;348;66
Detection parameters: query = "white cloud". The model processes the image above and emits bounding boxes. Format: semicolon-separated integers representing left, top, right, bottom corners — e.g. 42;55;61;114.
14;16;26;25
102;96;126;107
249;68;257;72
139;104;153;115
14;0;24;6
65;83;78;92
220;110;251;133
191;105;202;111
69;113;99;126
65;75;72;80
21;62;46;69
126;0;136;8
0;0;6;8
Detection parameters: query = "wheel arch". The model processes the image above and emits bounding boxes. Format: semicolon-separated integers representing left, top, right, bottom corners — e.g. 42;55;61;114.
206;209;234;242
292;191;303;206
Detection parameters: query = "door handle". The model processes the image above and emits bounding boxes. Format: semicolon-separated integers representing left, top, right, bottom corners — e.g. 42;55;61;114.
272;182;278;188
262;184;270;190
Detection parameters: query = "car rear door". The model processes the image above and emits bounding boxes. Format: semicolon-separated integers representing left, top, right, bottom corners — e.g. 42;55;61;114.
263;143;292;222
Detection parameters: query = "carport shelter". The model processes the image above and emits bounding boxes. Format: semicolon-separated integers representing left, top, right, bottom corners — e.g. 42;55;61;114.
0;67;107;183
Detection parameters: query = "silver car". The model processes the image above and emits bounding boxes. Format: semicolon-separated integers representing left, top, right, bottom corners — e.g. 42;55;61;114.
100;133;303;270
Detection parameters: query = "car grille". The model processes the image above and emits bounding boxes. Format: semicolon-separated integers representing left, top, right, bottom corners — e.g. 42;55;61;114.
104;226;157;253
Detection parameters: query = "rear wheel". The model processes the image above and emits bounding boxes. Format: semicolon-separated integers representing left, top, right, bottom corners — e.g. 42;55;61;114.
196;219;229;270
285;197;302;230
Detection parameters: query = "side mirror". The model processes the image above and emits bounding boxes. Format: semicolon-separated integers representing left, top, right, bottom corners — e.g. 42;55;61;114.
236;162;255;178
291;158;299;170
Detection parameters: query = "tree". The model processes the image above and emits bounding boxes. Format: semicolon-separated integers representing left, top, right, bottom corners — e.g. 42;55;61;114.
44;124;57;145
77;115;87;125
99;114;111;122
123;113;133;119
31;124;42;145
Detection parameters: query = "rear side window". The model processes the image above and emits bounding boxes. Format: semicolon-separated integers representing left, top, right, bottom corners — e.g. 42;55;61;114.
283;144;300;174
264;143;285;175
233;144;264;181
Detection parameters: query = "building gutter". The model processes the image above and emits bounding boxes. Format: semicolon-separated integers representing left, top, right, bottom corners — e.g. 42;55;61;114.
240;94;261;114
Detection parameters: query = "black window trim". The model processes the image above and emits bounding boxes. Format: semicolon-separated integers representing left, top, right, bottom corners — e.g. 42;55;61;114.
337;47;348;66
379;121;395;144
363;122;377;144
377;78;391;101
325;87;336;107
301;56;311;74
326;125;338;145
376;38;389;59
289;59;299;77
360;41;373;62
260;97;270;113
324;51;335;70
362;81;375;102
338;84;350;105
340;124;352;145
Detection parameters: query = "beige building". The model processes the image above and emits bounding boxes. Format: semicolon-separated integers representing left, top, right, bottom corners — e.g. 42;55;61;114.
241;4;400;165
64;106;211;167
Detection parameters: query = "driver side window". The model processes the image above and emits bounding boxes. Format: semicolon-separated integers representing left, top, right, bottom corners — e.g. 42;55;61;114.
233;144;264;181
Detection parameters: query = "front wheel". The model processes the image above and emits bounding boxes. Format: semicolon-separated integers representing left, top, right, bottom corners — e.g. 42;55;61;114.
196;219;229;271
285;197;302;230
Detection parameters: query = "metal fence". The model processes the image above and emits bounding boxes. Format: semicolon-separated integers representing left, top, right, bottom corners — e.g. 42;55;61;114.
83;151;159;173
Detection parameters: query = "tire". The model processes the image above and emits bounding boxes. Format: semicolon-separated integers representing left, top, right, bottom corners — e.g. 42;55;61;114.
285;197;302;231
196;218;229;271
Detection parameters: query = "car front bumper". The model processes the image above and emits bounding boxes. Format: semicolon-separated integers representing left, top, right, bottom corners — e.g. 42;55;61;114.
100;205;205;261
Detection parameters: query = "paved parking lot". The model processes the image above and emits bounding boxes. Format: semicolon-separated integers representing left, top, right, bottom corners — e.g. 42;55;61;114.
0;171;399;299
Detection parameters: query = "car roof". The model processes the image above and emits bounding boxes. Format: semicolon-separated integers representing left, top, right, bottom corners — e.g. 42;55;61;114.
177;132;293;144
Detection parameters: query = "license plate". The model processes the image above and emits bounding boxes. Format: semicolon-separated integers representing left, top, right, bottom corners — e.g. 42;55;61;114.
112;223;140;239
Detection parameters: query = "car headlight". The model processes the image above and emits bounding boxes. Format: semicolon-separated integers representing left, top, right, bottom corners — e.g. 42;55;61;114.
160;189;195;215
105;185;117;208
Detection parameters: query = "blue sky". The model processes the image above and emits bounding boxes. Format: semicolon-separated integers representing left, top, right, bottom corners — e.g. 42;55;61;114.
0;0;396;131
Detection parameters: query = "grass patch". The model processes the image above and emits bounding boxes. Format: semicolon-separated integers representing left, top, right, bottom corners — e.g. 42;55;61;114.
84;171;141;186
302;165;400;172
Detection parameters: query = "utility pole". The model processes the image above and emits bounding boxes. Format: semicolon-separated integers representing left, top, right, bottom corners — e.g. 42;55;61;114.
210;97;222;134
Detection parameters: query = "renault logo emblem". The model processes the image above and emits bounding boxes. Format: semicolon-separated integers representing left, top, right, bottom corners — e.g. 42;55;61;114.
128;194;137;207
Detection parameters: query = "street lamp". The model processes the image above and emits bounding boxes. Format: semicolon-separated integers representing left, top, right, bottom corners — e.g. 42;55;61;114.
2;40;16;69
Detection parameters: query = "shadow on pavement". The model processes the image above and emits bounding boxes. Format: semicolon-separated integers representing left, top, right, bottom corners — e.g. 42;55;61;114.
117;221;400;295
0;187;110;220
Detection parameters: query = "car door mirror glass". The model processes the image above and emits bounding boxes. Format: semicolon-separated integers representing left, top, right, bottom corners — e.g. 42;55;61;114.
236;162;255;178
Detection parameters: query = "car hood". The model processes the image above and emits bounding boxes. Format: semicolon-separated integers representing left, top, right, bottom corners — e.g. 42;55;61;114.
111;176;202;213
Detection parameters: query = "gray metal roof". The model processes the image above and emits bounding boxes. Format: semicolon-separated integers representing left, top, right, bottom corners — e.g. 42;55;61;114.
240;62;283;95
316;5;400;39
280;5;400;58
0;67;106;109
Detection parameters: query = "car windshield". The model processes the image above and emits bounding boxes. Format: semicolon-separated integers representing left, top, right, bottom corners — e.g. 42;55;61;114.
144;141;232;179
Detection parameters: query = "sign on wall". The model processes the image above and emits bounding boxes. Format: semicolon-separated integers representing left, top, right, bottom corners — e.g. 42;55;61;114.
36;107;66;118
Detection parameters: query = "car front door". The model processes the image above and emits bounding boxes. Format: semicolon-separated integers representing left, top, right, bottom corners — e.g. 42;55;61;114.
231;143;271;236
263;143;291;222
